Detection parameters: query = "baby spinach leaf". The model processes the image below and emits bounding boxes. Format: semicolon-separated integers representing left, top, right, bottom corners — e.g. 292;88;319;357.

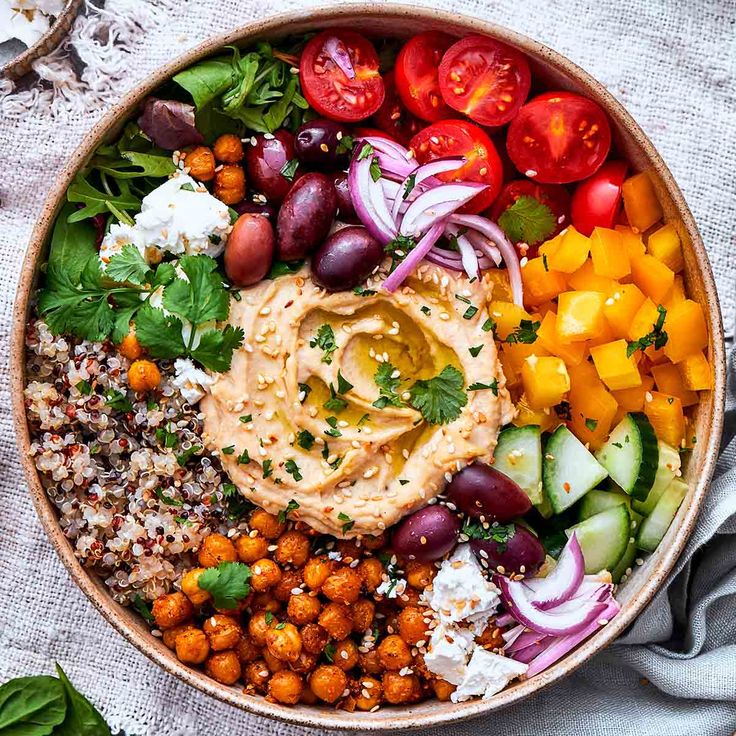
54;665;110;736
0;675;66;735
46;203;98;283
173;58;235;110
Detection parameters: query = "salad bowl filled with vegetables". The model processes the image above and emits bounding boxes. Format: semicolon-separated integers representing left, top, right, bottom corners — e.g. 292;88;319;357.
11;4;725;730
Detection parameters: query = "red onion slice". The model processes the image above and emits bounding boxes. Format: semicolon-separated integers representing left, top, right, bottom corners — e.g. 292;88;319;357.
391;158;464;222
495;612;515;628
506;629;550;654
445;223;480;281
450;214;524;305
400;183;487;237
382;221;446;292
524;533;585;611
465;229;501;266
357;135;411;160
324;36;356;79
348;145;397;244
501;623;526;647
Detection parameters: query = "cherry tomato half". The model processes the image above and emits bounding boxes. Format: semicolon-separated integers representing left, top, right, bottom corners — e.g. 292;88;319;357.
506;91;612;184
371;70;422;145
395;31;454;122
490;179;571;255
438;34;531;127
300;30;385;122
570;160;628;235
409;119;503;214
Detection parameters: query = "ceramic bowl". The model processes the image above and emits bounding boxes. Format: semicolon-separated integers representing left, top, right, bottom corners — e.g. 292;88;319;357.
10;4;726;731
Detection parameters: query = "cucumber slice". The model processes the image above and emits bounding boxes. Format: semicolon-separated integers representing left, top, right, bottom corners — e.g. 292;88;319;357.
595;413;658;501
579;489;630;520
632;442;681;516
543;425;609;513
566;505;630;573
611;535;638;583
494;425;544;506
637;478;687;552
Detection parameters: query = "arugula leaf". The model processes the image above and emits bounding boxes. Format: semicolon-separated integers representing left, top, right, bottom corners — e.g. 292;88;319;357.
408;365;467;425
47;203;98;283
310;324;338;364
498;195;556;245
198;561;252;609
373;362;403;409
0;675;67;735
105;243;151;285
174;58;234;110
66;173;140;224
190;325;245;372
54;664;111;736
134;305;186;358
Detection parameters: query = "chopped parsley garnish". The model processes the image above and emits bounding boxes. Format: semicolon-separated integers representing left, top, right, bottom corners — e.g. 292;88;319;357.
357;143;374;161
155;426;178;449
505;319;541;344
298;382;312;402
155;488;183;507
268;260;304;279
221;445;235;455
408;364;467;425
463;305;479;320
467;379;499;395
627;305;668;357
310;324;338;364
353;285;377;297
265;611;274;625
278;498;300;524
198;562;251;609
284;459;303;482
324;642;336;662
369;157;382;182
221;482;253;520
455;294;472;305
262;459;273;478
104;388;133;412
357;413;370;427
324;383;348;413
469;345;484;358
176;445;202;466
497;195;556;246
132;594;155;624
554;401;572;421
385;234;416;273
585;418;599;432
337;370;354;395
403;173;417;199
398;479;410;486
239;414;253;424
420;305;431;316
296;429;315;451
543;253;550;272
237;448;251;464
482;317;496;333
461;520;516;551
324;416;342;438
76;379;93;395
279;158;299;181
373;362;403;409
338;511;355;534
336;134;354;155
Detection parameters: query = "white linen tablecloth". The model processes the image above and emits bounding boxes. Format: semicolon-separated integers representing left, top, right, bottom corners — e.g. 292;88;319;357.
1;1;734;734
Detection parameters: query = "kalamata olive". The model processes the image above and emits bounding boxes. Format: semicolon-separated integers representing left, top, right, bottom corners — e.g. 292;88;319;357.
244;130;298;203
232;200;277;220
446;463;531;523
276;173;337;261
294;119;351;167
332;172;357;222
391;505;460;562
311;226;382;291
470;524;545;575
224;213;274;287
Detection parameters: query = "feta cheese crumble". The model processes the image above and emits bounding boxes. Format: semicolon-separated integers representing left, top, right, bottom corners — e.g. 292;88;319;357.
452;647;529;702
424;623;475;686
172;358;215;404
0;0;66;46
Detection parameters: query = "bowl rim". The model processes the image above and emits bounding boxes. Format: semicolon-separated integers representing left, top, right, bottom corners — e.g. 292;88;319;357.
10;3;726;731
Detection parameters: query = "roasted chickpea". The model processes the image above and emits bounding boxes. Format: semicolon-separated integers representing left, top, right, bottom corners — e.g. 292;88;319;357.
248;610;271;647
203;614;243;651
251;558;282;592
377;635;412;671
333;639;359;671
432;679;456;702
300;684;319;705
250;592;281;613
303;556;335;591
180;567;210;606
318;602;353;641
249;508;286;539
351;598;375;634
357;558;384;593
197;533;237;568
274;531;310;567
287;592;321;625
152;592;193;630
411;652;432;681
321;567;362;605
244;660;270;692
362;533;387;551
301;623;329;655
405;560;437;589
273;569;302;602
354;676;382;711
128;359;160;393
359;649;383;676
205;650;241;685
213;133;244;163
336;539;361;562
268;670;303;705
175;627;210;664
309;665;348;704
213;164;246;205
382;671;420;704
289;650;319;673
162;623;195;650
235;534;269;563
396;587;422;608
265;621;302;663
397;607;429;646
262;648;287;674
184;145;216;181
118;332;142;361
236;634;261;663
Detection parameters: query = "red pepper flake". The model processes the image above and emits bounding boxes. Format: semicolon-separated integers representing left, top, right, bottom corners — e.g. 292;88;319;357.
563;482;571;493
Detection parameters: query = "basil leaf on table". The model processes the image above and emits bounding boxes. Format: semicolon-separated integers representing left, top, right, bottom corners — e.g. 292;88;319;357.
0;675;66;735
54;665;111;736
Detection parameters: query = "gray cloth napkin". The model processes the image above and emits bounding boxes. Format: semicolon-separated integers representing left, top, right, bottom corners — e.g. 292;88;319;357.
0;1;735;735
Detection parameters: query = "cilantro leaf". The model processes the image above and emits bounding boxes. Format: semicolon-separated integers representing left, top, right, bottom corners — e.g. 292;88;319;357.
198;561;252;609
468;379;499;395
337;370;354;395
373;362;403;409
338;511;355;534
132;594;155;624
385;234;416;273
262;459;273;478
105;244;151;286
190;325;245;372
134;305;187;358
268;260;304;279
278;498;300;524
104;388;133;412
498;195;557;245
324;383;348;413
284;459;303;482
310;324;338;364
408;365;467;425
163;254;230;326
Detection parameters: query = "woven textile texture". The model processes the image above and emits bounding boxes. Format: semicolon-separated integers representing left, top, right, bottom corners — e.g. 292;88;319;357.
1;1;735;734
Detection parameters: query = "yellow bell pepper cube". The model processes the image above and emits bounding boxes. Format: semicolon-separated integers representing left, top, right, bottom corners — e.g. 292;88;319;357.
590;339;643;390
628;298;662;341
663;299;708;364
484;269;513;302
612;375;655;412
647;223;684;273
567;360;619;449
590;227;630;280
644;391;685;447
488;301;532;341
630;254;675;304
615;225;646;259
585;317;616;349
522;355;571;410
503;341;550;379
556;291;606;342
512;395;558;433
521;257;568;306
538;230;565;258
499;346;521;389
622;171;664;232
536;312;586;366
603;283;646;339
566;259;618;294
677;351;712;391
651;362;698;407
665;275;686;310
548;226;590;273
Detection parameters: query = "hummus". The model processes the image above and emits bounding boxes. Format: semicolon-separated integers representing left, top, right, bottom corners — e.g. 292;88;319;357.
201;264;514;537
